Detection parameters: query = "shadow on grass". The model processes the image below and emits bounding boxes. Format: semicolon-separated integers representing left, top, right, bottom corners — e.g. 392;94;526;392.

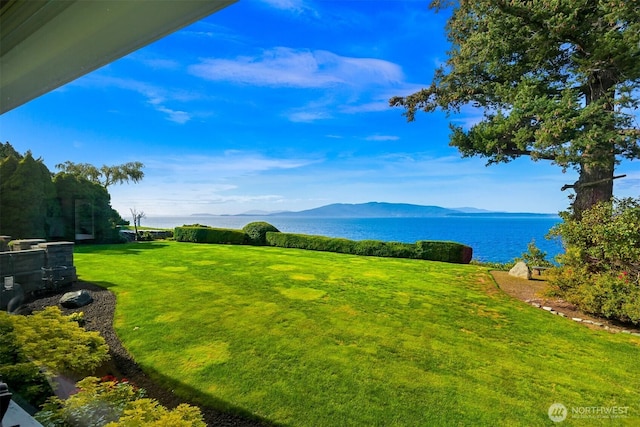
75;241;170;255
127;359;286;427
80;280;284;426
77;279;119;290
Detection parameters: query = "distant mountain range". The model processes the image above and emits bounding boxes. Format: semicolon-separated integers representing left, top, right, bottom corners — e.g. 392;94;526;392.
224;202;557;218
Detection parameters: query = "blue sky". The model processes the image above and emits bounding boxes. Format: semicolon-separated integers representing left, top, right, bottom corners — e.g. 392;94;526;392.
2;0;639;216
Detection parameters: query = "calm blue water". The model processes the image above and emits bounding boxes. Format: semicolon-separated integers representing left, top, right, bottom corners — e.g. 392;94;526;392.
142;215;563;264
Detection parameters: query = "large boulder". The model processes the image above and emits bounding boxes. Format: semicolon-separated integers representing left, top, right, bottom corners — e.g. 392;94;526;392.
60;290;93;308
509;261;532;280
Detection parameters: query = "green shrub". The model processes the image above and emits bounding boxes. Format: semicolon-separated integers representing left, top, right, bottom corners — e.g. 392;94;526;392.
0;362;51;408
0;315;52;407
138;231;154;241
35;376;206;427
174;226;246;244
265;232;472;263
242;222;280;245
548;198;640;324
469;260;511;271
515;239;553;267
7;306;110;376
108;399;206;427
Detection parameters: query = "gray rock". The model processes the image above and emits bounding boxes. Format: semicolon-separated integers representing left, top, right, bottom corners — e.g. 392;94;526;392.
509;261;531;280
60;290;93;308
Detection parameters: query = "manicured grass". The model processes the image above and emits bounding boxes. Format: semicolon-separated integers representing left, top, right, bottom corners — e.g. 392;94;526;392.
74;241;640;426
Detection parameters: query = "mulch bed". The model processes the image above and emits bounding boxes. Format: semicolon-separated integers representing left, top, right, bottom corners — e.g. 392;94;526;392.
22;281;272;427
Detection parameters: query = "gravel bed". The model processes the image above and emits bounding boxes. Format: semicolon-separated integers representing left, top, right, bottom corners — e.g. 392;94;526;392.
22;281;271;427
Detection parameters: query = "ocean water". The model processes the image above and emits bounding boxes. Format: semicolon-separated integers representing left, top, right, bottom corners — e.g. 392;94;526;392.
141;215;563;264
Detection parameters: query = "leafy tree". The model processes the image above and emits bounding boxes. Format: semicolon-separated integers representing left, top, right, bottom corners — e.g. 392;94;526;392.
0;144;127;241
0;141;22;160
516;239;553;268
53;173;125;242
0;152;56;238
55;161;144;188
390;1;640;218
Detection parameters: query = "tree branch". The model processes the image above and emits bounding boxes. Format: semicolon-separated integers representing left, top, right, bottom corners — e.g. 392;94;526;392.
561;174;626;191
498;147;557;161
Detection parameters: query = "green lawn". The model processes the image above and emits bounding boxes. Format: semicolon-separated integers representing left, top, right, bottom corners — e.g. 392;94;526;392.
74;241;640;426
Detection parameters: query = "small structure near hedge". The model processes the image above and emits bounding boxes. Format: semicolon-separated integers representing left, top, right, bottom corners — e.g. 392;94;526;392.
174;222;472;264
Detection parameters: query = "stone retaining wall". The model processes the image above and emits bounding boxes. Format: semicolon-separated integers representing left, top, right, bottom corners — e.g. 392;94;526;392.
1;239;76;310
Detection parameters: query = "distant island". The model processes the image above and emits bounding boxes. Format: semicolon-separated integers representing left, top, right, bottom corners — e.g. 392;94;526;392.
191;202;558;218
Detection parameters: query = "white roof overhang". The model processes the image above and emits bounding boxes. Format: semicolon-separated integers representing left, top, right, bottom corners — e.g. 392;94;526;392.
0;0;236;114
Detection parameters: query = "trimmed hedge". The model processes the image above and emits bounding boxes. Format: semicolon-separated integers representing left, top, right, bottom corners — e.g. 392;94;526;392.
415;240;473;264
174;226;246;244
173;222;472;263
265;232;472;264
243;222;280;245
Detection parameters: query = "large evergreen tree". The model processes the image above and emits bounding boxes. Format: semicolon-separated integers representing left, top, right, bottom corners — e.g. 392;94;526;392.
0;152;56;238
390;0;640;217
53;173;124;242
0;142;126;241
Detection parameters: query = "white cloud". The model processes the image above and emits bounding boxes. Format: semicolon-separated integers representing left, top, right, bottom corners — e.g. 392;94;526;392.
132;56;180;71
155;107;192;124
341;101;390;114
146;151;319;177
179;22;249;45
286;111;332;122
107;151;321;215
142;58;180;70
259;0;318;16
110;183;286;216
72;75;196;124
365;135;400;141
187;48;425;122
188;47;403;89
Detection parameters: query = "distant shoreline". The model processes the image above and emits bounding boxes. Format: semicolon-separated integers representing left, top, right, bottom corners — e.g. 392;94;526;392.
190;201;558;218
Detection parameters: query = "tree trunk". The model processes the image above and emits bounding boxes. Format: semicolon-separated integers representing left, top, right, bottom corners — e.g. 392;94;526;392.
572;161;614;219
571;71;616;219
130;209;139;241
133;221;139;241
